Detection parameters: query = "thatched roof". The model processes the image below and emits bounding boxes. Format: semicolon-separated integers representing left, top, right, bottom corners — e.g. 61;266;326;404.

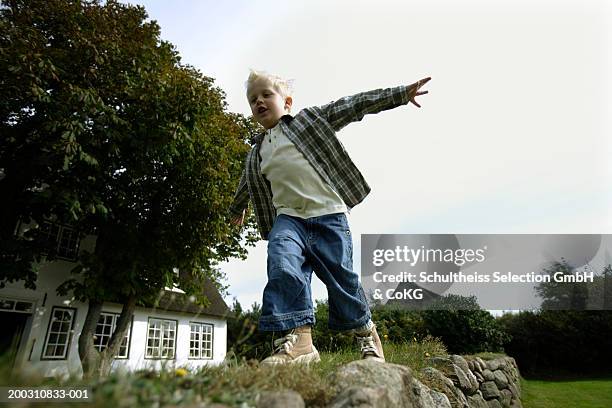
104;277;230;319
146;283;230;318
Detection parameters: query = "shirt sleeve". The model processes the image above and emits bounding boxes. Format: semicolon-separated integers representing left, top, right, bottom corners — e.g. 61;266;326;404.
228;169;249;218
317;85;411;132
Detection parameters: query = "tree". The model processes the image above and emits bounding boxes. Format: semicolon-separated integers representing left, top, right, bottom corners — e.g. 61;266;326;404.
1;0;259;378
535;259;588;310
421;295;510;353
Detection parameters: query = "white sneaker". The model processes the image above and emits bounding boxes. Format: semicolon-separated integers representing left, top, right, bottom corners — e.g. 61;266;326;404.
355;323;385;363
261;326;321;365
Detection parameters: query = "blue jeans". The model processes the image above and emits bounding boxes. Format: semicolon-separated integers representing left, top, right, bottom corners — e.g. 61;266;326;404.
258;212;371;332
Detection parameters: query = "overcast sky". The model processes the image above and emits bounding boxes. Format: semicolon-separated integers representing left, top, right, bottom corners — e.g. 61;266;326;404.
124;0;611;310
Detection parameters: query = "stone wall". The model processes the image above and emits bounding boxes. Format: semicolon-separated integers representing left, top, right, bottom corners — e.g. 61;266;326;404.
255;355;523;408
423;355;522;408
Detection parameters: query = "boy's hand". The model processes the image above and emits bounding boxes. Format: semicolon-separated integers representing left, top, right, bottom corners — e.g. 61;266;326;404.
407;77;431;108
230;210;245;226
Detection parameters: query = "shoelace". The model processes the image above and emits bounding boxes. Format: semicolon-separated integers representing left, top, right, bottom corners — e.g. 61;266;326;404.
272;333;298;354
357;335;378;356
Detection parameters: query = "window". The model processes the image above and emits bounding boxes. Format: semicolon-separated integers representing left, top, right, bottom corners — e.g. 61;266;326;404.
189;322;213;359
40;221;80;260
145;318;176;359
93;312;132;359
42;307;76;360
0;297;34;314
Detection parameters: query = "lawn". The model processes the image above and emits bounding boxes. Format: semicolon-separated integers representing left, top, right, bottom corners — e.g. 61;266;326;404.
521;377;612;408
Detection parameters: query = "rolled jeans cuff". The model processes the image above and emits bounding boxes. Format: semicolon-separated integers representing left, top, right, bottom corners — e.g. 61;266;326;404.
258;309;316;332
329;313;373;332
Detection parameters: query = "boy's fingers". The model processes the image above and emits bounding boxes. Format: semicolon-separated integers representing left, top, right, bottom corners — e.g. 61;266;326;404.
408;78;431;95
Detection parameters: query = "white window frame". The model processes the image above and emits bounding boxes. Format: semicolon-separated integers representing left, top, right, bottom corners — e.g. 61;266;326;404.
0;297;34;314
93;312;132;359
40;221;81;260
145;318;177;359
41;307;76;360
188;322;214;360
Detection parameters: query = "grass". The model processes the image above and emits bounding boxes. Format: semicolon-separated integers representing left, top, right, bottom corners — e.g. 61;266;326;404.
7;339;611;408
521;377;612;408
0;337;447;407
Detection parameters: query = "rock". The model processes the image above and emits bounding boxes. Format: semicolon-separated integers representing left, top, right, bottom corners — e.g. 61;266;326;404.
480;381;501;400
427;356;452;367
328;386;393;408
493;370;509;389
256;390;304;408
474;371;485;383
427;358;478;395
429;390;452;408
500;389;513;407
411;378;452;408
487;399;502;408
508;383;520;399
487;359;501;371
450;355;470;375
482;369;494;381
329;360;422;408
465;368;480;393
500;363;520;386
467;360;475;372
475;358;487;372
509;398;523;408
466;393;489;408
419;367;468;408
452;364;479;395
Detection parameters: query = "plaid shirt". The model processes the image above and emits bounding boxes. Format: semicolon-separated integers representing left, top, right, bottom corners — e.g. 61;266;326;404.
229;85;411;240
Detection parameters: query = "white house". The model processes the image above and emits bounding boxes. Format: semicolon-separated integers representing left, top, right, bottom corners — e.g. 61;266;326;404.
0;221;230;380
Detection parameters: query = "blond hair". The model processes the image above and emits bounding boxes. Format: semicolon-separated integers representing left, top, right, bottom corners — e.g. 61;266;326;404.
245;69;294;99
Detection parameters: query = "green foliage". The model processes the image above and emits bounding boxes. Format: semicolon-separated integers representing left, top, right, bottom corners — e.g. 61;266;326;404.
313;299;355;351
498;310;612;376
0;0;257;304
226;299;275;361
536;259;589;310
227;296;505;360
371;304;426;343
421;295;510;354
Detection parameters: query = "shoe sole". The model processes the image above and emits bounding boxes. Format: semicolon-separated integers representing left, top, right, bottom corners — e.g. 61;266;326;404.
261;350;321;366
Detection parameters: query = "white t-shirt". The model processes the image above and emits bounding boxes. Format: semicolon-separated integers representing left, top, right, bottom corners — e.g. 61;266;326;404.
259;123;347;218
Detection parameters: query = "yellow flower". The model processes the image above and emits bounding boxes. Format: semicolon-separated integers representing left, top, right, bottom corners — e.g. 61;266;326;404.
425;352;430;357
413;337;417;342
383;334;389;339
175;368;189;377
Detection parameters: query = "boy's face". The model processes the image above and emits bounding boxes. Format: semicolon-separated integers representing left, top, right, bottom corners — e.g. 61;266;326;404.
247;78;292;130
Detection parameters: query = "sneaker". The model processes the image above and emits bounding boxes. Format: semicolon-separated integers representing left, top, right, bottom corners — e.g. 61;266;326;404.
354;323;385;363
261;325;321;365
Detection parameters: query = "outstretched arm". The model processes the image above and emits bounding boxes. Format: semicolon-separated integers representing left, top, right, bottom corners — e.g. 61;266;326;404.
318;77;431;132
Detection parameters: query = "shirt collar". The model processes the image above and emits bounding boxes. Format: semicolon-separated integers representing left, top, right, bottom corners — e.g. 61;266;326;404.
250;114;294;145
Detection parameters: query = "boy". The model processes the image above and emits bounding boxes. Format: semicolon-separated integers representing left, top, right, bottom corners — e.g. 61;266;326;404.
229;70;430;365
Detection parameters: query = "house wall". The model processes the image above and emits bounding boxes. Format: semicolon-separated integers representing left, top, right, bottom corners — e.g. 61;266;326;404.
104;305;227;374
2;256;91;380
1;238;228;380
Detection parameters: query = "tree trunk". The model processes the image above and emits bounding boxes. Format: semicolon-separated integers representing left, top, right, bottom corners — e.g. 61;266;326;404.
98;292;137;378
79;298;103;380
